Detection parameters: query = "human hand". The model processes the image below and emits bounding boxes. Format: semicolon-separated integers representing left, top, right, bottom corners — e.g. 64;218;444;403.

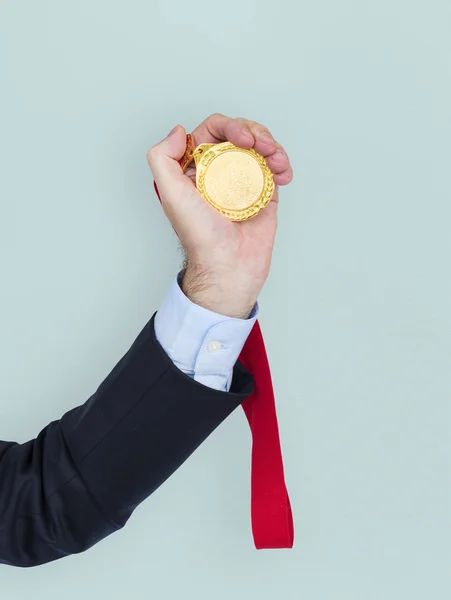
147;113;293;318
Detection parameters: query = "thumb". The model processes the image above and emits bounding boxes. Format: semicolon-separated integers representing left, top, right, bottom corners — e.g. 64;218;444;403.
147;125;212;238
146;125;187;189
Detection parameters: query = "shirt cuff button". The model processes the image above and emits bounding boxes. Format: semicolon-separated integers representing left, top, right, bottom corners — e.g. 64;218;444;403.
207;341;222;353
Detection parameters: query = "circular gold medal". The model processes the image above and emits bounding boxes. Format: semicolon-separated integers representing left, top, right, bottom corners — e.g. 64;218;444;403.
181;135;274;221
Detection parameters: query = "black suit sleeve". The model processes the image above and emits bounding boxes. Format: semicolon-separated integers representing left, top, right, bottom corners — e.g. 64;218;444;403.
0;312;254;568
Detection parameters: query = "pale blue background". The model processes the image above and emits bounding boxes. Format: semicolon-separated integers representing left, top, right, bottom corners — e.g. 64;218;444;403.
1;0;450;598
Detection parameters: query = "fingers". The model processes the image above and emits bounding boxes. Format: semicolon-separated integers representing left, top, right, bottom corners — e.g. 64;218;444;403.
266;145;293;185
149;115;294;191
192;113;255;150
192;113;293;186
266;146;288;173
234;118;278;157
237;120;293;185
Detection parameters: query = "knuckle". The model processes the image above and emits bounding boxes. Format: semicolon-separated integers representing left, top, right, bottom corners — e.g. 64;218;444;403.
237;117;254;128
208;112;225;121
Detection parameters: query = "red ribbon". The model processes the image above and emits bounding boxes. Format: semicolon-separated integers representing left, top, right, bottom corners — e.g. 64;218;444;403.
153;140;294;549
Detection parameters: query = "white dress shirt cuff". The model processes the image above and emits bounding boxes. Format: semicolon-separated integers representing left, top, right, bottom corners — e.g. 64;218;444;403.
154;271;259;391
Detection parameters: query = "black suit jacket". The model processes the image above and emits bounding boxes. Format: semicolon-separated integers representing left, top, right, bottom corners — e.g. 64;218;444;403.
0;312;254;567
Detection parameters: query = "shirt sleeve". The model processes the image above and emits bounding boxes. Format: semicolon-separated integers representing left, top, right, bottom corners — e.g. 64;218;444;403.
154;271;259;392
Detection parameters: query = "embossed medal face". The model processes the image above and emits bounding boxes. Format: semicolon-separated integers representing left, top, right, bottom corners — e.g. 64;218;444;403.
204;151;264;210
194;142;275;221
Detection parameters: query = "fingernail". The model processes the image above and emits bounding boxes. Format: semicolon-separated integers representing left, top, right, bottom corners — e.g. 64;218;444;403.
274;149;285;160
168;125;179;137
258;131;274;144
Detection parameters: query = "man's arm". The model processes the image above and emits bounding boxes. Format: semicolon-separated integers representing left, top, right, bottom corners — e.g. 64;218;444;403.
0;312;254;568
0;113;292;568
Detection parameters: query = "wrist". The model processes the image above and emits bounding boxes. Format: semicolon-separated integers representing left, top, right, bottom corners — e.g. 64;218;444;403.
181;263;260;319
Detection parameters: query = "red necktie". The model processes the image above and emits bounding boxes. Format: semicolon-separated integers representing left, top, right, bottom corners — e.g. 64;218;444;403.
153;139;294;549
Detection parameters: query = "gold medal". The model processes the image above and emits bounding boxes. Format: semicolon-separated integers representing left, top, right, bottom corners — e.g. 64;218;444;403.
180;134;274;221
